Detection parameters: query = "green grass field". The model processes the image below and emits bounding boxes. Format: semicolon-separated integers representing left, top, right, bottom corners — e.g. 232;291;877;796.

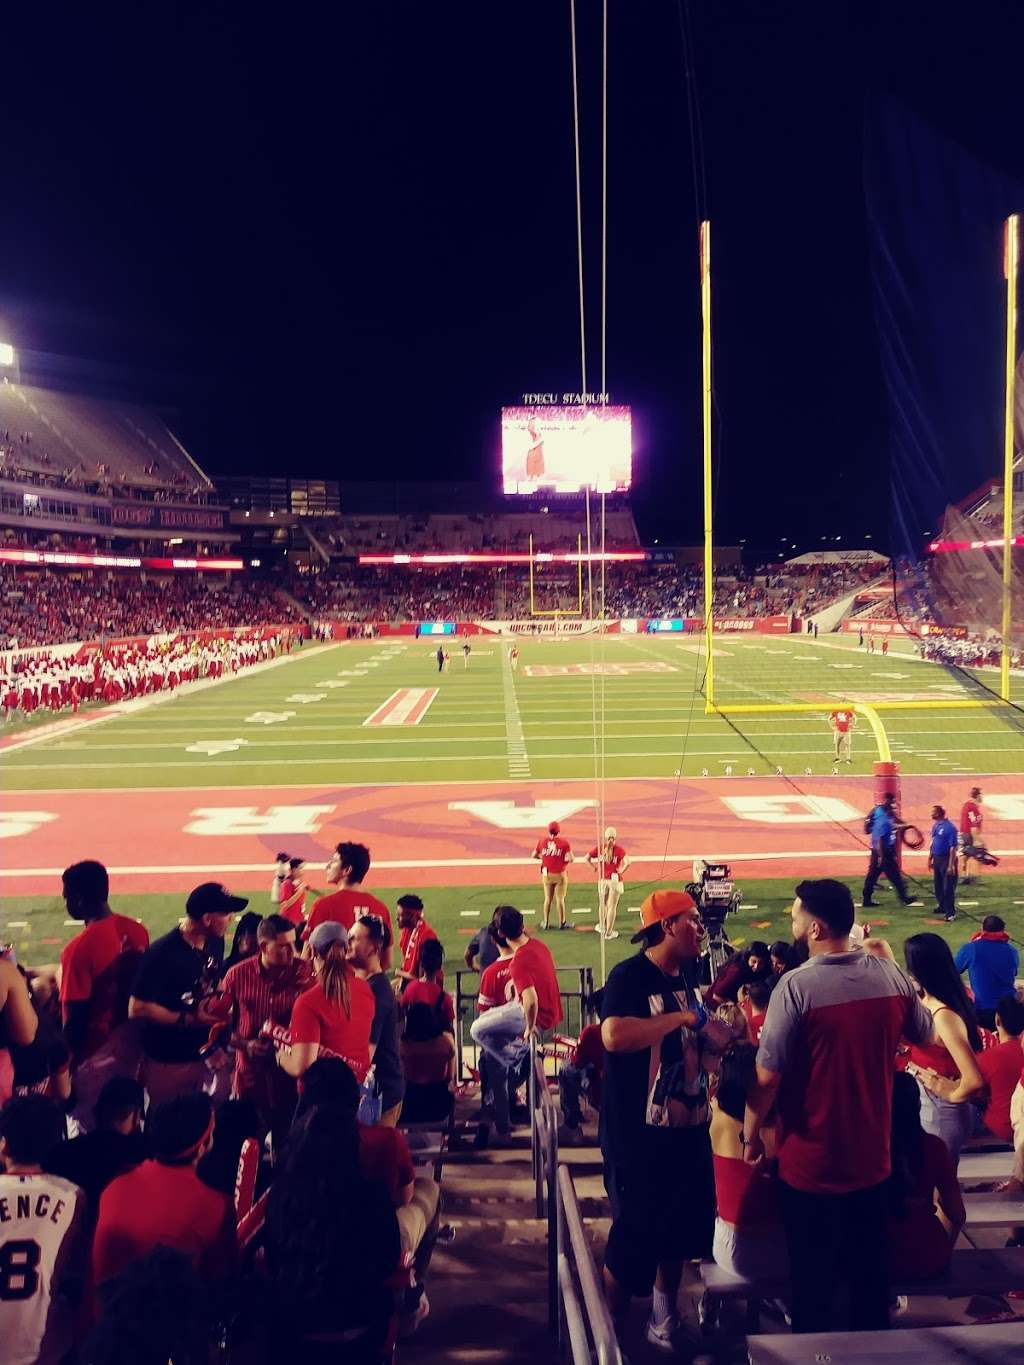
3;631;1024;788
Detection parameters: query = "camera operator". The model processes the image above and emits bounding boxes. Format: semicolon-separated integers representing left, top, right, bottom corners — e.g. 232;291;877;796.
708;942;772;1008
129;883;247;1108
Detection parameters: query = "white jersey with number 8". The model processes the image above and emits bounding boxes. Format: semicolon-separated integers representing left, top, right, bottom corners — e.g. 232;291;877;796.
0;1173;84;1365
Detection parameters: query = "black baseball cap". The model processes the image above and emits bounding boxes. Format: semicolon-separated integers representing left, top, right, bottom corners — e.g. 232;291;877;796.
185;882;249;920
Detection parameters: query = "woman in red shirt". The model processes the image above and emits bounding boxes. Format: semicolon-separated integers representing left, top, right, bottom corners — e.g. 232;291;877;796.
903;934;984;1168
278;922;375;1083
710;1043;787;1281
887;1071;965;1281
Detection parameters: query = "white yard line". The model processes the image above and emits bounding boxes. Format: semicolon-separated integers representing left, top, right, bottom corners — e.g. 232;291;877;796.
7;846;1024;880
502;652;531;778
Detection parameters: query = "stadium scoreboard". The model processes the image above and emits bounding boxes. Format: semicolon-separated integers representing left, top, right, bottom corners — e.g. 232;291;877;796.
501;404;632;495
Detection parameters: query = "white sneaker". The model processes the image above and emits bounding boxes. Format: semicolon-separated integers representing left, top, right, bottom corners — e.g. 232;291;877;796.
604;929;619;940
644;1313;686;1353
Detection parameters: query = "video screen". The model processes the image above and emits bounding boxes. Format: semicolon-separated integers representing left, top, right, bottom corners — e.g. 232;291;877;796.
501;405;632;495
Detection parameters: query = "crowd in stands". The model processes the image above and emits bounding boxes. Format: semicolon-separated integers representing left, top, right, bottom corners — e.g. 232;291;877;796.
297;565;497;623
0;844;481;1362
568;883;1024;1347
321;508;642;556
2;833;1023;1358
292;556;880;626
1;629;298;721
1;571;301;649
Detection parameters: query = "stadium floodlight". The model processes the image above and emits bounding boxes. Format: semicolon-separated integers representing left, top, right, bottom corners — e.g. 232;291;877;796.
0;341;14;367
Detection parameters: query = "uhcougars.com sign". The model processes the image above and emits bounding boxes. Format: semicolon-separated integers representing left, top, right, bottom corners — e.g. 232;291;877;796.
709;616;794;634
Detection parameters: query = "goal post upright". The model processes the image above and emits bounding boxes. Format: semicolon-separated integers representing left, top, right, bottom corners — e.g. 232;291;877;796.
1000;213;1019;703
701;219;715;712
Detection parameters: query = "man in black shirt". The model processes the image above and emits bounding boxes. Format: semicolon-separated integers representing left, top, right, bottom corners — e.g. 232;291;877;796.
600;890;733;1353
348;914;405;1125
129;882;246;1109
47;1076;145;1213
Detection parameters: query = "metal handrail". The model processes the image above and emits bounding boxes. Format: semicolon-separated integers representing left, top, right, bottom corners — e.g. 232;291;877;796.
557;1164;623;1365
530;1041;622;1364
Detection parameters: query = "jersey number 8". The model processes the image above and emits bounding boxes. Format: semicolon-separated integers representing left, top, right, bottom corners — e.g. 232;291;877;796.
0;1240;41;1299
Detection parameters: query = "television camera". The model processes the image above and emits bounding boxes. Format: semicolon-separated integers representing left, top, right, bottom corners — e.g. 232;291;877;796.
686;860;743;982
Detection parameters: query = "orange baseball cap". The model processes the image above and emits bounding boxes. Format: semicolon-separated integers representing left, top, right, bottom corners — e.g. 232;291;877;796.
630;889;698;944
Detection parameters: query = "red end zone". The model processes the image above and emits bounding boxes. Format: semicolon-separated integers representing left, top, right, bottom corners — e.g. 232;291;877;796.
3;776;1023;895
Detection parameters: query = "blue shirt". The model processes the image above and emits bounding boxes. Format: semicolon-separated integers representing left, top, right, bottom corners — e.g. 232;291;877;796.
954;938;1020;1011
868;806;895;849
930;818;958;858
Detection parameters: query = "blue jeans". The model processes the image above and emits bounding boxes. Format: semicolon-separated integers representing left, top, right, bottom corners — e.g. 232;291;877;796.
916;1076;975;1168
470;1001;527;1132
559;1062;594;1129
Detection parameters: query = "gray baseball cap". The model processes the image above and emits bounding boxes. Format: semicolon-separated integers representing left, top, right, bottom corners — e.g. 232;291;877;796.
308;920;349;954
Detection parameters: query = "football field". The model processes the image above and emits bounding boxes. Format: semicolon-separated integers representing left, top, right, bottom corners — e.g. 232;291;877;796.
3;633;1024;974
4;631;1024;785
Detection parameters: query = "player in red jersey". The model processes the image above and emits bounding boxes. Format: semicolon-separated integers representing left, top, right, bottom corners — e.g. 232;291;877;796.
533;821;573;930
587;827;631;940
959;787;984;881
828;707;856;768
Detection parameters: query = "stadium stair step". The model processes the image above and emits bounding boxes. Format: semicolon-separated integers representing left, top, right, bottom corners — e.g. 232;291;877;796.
406;1118;560;1364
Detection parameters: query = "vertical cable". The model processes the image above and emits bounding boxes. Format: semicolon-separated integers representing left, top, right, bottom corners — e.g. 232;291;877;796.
569;0;587;394
601;0;608;395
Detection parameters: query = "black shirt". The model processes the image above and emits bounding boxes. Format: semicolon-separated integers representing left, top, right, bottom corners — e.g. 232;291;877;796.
367;971;404;1112
599;951;723;1165
131;926;224;1063
467;927;500;971
47;1129;145;1211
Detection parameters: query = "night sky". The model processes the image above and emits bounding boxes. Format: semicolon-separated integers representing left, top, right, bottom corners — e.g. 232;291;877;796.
1;2;1020;555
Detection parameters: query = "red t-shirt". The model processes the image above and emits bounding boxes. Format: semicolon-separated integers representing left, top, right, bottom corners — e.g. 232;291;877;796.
830;709;853;733
278;878;306;926
477;958;515;1012
303;887;392;943
587;844;627;880
535;835;571;874
402;978;454;1029
960;800;983;835
93;1160;236;1288
358;1125;415;1206
290;976;375;1082
740;998;768;1044
60;914;150;1059
510;937;563;1031
399;919;438;979
977;1038;1024;1142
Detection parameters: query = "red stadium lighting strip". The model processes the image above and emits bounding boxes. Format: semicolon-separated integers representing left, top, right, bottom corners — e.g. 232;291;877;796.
0;549;244;571
928;535;1024;553
0;548;142;568
143;557;245;571
357;551;647;565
